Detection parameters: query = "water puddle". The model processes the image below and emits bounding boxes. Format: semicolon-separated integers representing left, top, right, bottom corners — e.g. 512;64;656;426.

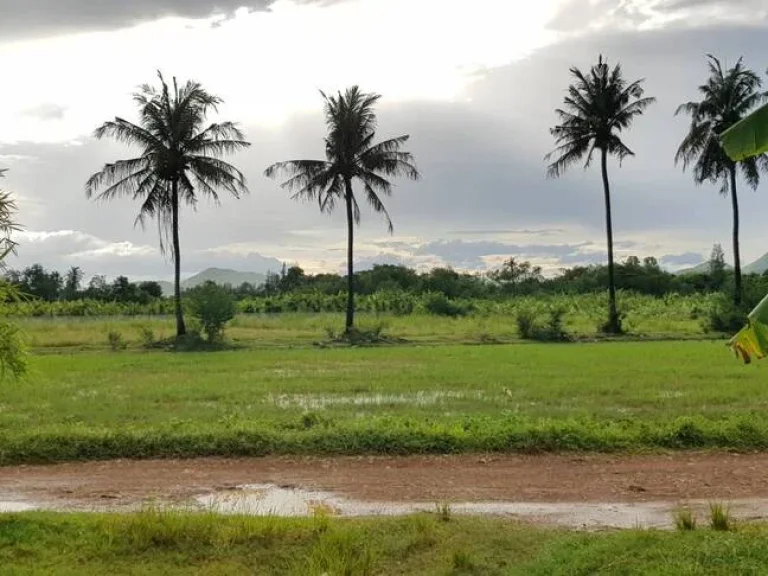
266;391;485;410
194;484;768;529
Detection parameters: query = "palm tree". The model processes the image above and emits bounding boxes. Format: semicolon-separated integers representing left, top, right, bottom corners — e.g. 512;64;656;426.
676;55;768;306
265;86;419;333
546;55;655;333
86;73;250;337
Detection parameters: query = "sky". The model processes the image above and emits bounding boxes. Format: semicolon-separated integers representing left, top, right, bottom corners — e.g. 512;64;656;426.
1;0;767;281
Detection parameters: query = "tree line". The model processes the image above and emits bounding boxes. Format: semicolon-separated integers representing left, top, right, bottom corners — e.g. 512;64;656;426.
6;246;763;304
1;52;765;339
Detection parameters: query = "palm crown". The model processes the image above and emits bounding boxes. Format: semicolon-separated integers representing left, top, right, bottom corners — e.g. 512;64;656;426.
265;86;419;232
86;72;250;252
675;55;768;194
546;56;655;176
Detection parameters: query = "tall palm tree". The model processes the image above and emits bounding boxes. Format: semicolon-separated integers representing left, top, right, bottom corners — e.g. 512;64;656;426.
546;55;655;333
86;73;250;337
265;86;419;333
676;55;768;306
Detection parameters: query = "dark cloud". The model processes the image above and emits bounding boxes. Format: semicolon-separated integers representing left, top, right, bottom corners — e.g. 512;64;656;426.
0;1;269;40
548;0;767;32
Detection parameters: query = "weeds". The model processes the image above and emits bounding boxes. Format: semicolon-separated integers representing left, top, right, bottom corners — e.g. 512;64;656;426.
107;330;127;351
138;326;155;348
435;501;452;522
709;502;732;531
674;507;697;531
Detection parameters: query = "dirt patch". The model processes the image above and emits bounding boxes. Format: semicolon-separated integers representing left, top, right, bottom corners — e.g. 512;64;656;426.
1;452;768;510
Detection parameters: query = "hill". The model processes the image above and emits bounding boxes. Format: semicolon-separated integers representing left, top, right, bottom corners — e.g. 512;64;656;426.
158;268;267;296
744;252;768;275
676;252;768;276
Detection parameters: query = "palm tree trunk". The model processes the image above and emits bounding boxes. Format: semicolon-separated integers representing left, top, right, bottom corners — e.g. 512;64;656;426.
344;178;355;334
171;180;187;337
729;164;742;307
600;148;620;333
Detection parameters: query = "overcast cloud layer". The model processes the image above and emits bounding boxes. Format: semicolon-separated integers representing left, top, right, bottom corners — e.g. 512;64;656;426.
0;0;767;281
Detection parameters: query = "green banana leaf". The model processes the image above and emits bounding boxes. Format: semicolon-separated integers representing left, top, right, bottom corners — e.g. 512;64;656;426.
720;102;768;162
729;295;768;364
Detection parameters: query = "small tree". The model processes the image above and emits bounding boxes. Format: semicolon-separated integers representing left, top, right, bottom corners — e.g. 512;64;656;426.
709;243;727;289
187;281;237;342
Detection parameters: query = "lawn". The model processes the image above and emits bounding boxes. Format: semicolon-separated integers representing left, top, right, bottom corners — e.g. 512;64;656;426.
1;511;767;575
0;340;764;463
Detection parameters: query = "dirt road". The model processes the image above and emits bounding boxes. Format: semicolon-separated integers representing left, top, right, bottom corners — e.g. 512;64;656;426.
3;452;768;528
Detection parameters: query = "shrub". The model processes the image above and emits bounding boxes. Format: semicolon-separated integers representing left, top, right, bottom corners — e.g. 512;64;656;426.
138;326;155;348
107;330;127;351
516;306;570;342
423;294;471;317
709;502;732;531
674;507;697;531
186;281;237;342
707;293;750;333
515;308;537;339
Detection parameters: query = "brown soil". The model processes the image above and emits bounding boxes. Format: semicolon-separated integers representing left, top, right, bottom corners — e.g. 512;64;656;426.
2;452;768;509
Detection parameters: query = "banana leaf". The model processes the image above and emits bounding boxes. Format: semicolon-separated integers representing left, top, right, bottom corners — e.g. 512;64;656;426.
720;102;768;162
729;294;768;364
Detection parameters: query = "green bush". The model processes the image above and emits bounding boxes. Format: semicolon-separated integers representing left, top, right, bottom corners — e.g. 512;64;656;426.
186;281;237;342
107;330;127;351
423;293;472;317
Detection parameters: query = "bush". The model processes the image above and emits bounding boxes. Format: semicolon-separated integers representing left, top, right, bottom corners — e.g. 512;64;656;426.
515;308;537;339
107;330;127;351
516;306;570;342
138;326;155;348
707;294;748;333
423;294;471;317
186;282;237;342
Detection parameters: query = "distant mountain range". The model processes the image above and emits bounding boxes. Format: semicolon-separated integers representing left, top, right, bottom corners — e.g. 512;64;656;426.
676;252;768;276
157;268;268;296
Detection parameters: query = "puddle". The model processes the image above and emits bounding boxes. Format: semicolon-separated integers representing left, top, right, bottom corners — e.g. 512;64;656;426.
194;484;768;530
266;391;485;410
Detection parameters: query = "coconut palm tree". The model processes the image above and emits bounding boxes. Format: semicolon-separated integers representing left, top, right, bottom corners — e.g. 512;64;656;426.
265;86;419;333
676;55;768;306
546;55;655;333
86;73;250;337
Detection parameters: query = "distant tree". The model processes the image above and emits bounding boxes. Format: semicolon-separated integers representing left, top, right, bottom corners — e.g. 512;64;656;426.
86;275;109;300
138;281;164;300
675;55;768;306
643;256;659;270
63;266;83;300
546;55;655;333
709;243;727;289
265;86;420;333
19;264;61;301
86;72;250;337
279;266;306;293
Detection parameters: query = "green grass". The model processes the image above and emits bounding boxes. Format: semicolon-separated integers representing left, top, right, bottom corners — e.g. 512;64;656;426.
3;511;768;574
16;307;712;351
0;340;765;463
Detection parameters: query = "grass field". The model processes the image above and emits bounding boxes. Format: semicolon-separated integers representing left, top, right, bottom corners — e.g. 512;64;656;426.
2;511;768;575
0;338;763;463
16;308;712;351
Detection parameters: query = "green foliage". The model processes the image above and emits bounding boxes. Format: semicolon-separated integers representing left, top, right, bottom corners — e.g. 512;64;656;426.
186;281;237;342
107;330;127;352
423;293;473;317
674;508;697;531
138;326;155;348
516;306;571;342
709;502;732;531
9;512;768;575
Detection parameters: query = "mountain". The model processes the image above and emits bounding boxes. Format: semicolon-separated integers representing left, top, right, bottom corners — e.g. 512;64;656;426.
158;268;267;296
676;253;768;276
744;253;768;275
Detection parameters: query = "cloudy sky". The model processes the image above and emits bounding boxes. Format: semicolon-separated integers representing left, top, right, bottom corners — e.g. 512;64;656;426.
1;0;767;280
